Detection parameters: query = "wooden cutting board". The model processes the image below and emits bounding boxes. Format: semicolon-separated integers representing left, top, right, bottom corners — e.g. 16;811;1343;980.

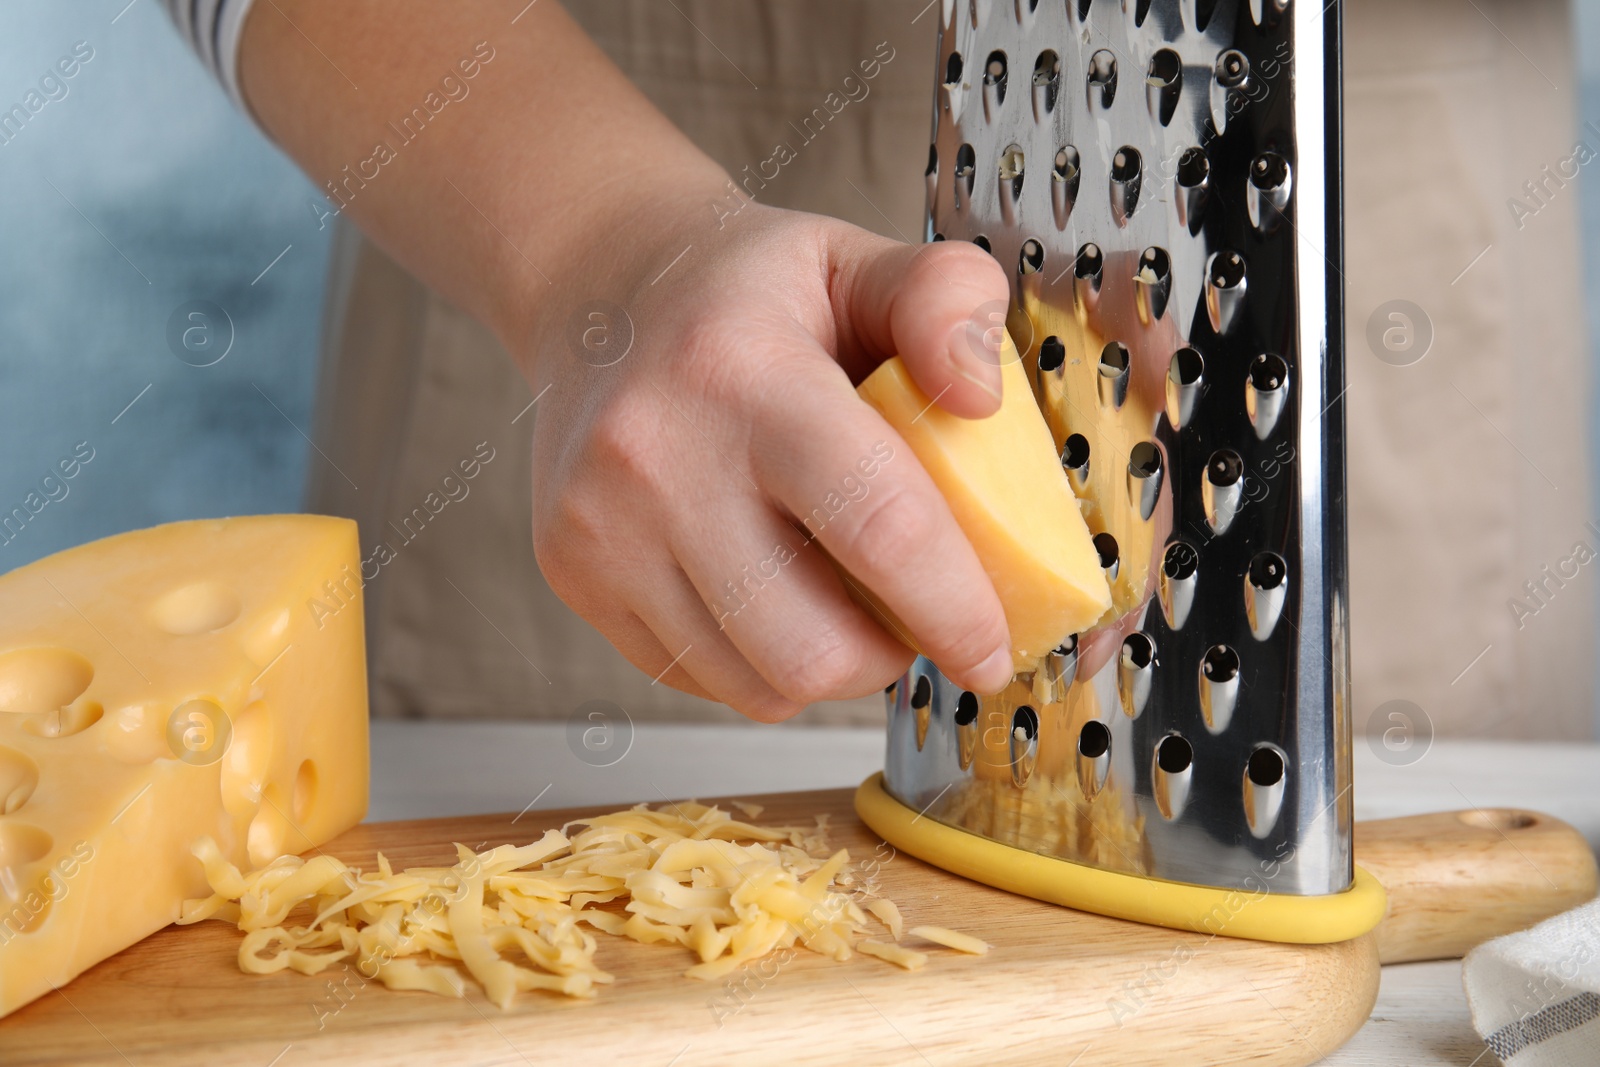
0;787;1593;1067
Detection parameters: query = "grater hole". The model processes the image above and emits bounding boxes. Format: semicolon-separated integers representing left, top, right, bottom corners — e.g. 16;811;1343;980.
984;50;1008;100
1122;632;1153;670
1077;0;1093;19
1133;0;1152;26
1129;441;1162;480
1139;245;1170;278
1251;151;1291;191
1171;346;1204;386
1078;720;1110;759
1207;449;1244;487
1194;0;1220;30
1088;50;1117;89
1137;246;1171;303
1156;734;1192;774
1054;146;1080;182
931;233;945;242
1099;341;1129;376
955;143;976;203
999;144;1025;181
1062;433;1090;471
973;235;992;254
910;674;932;710
954;690;979;726
1012;705;1038;743
925;144;938;177
1247;746;1285;787
1209;251;1246;289
1094;532;1119;572
1019;238;1044;276
1163;541;1199;581
1110;146;1142;224
1054;634;1078;657
1148;48;1181;88
1177;147;1209;189
1249;353;1288;392
1038;335;1065;373
1215;49;1249;89
945;52;964;87
1033;49;1061;87
1248;551;1287;591
1111;146;1142;185
1203;645;1240;683
1076;242;1103;280
1088;50;1118;107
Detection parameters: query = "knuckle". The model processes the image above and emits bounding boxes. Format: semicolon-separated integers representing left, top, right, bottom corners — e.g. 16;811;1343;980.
773;629;868;705
923;238;1006;288
938;612;1009;673
587;401;661;486
830;484;933;578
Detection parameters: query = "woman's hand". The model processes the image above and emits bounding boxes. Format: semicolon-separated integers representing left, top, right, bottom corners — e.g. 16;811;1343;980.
238;0;1017;719
524;198;1017;720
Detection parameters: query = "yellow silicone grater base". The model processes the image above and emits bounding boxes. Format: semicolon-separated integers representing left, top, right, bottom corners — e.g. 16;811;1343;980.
856;773;1385;944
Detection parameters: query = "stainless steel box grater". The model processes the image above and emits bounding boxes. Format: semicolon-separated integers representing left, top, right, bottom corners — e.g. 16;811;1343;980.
867;0;1355;921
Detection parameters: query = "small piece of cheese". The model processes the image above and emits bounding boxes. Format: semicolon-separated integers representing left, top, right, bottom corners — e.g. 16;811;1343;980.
857;939;929;970
0;516;370;1017
856;341;1112;670
909;924;991;955
865;897;904;941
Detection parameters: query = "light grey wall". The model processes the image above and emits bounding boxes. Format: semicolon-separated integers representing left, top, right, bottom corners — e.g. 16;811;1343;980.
1580;0;1600;735
0;1;331;568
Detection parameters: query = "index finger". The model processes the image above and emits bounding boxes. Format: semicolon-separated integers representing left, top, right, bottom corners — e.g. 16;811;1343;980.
750;357;1015;695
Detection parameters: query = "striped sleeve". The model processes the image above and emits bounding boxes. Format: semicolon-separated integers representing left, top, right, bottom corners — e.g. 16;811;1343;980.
162;0;260;113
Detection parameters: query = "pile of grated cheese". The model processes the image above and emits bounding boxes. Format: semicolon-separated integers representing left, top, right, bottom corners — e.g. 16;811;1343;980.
177;801;986;1009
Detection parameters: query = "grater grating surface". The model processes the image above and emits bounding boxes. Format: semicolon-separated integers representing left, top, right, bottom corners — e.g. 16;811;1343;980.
881;0;1349;898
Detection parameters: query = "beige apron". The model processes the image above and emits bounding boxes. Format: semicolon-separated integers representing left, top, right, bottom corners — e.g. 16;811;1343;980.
306;0;1594;739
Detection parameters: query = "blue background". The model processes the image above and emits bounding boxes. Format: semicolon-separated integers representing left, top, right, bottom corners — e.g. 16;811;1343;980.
0;1;330;568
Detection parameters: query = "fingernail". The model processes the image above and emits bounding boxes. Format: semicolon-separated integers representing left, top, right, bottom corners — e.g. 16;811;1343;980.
948;321;1002;402
973;646;1015;693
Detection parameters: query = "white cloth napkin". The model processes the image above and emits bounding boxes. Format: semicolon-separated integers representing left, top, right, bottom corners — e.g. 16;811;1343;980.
1463;898;1600;1065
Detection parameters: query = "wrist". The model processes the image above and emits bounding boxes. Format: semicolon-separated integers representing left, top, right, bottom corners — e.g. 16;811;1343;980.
488;154;733;379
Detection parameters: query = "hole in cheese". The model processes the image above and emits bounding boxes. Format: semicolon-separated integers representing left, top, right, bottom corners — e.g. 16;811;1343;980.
0;747;39;814
855;341;1112;671
292;760;317;824
148;581;242;636
0;648;93;717
0;823;52;869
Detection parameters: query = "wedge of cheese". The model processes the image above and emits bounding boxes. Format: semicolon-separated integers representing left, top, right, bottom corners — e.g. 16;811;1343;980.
857;341;1112;670
0;516;369;1016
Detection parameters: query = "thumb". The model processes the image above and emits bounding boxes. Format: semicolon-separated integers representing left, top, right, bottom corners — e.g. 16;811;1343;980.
831;233;1012;419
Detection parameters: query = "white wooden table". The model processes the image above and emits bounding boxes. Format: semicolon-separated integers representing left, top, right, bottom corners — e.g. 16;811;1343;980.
370;723;1600;1066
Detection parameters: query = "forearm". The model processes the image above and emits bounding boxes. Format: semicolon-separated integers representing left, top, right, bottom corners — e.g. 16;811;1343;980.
237;0;728;360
